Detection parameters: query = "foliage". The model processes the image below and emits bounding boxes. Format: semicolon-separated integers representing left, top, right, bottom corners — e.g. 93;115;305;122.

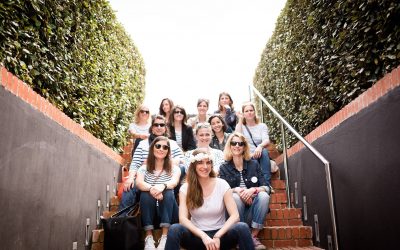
0;0;145;151
254;0;400;148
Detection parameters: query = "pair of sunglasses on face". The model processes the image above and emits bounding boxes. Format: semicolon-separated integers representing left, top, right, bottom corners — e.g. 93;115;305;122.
155;144;169;150
140;110;150;114
174;110;184;115
230;141;245;147
153;123;166;127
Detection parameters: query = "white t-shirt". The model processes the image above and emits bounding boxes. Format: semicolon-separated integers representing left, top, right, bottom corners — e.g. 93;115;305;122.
242;123;269;153
128;123;150;136
180;178;230;231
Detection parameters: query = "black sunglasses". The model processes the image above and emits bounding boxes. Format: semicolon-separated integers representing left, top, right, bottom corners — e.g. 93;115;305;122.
174;110;184;115
154;144;169;150
153;123;166;127
230;141;245;147
140;110;150;114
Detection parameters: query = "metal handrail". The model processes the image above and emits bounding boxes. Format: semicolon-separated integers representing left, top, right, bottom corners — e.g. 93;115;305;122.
250;85;339;250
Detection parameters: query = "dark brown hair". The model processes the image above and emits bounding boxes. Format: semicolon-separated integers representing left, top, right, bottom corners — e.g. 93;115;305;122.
146;136;172;175
169;105;188;125
218;92;234;111
186;148;216;210
208;114;228;133
159;98;174;117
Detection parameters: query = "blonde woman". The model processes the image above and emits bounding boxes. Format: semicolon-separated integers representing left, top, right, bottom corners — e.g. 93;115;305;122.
128;104;151;153
165;149;254;250
219;132;270;250
235;102;271;185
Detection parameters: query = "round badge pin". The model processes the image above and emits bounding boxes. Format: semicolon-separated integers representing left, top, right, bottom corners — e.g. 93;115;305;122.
251;176;258;183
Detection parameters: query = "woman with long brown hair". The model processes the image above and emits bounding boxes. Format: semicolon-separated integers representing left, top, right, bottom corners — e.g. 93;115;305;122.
136;136;181;250
165;149;255;250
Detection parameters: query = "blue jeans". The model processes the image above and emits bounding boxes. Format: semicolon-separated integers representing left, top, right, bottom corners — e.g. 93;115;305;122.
233;192;270;230
140;190;178;230
119;186;139;216
165;222;255;250
254;148;271;186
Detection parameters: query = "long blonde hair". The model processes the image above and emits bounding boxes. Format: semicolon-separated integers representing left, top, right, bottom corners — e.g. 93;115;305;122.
186;148;216;210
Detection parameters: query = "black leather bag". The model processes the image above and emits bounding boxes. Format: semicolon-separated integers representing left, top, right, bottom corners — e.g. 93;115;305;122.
101;203;143;250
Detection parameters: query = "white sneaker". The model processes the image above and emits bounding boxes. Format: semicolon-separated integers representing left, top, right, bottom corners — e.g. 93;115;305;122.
144;235;156;250
157;235;167;250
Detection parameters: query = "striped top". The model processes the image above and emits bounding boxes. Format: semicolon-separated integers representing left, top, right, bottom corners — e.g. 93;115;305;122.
138;165;180;185
239;171;247;188
130;139;184;172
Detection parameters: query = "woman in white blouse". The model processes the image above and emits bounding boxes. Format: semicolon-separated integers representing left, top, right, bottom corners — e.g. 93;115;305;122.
165;148;255;250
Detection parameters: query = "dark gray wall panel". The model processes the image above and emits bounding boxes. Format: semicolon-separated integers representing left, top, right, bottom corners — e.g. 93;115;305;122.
284;86;400;250
0;87;120;249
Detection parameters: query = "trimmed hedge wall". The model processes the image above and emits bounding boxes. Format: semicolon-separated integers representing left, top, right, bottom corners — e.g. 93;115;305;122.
0;0;145;151
254;0;400;147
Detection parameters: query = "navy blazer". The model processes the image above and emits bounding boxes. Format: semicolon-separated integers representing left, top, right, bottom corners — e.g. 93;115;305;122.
219;159;267;189
168;124;196;152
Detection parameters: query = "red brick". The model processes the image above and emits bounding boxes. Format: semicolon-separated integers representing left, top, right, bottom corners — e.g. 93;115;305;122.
288;219;302;226
0;67;7;87
278;228;286;239
92;229;104;243
286;227;292;239
274;239;295;247
299;227;308;238
292;227;300;238
297;239;313;247
110;196;120;206
283;209;290;219
271;227;279;239
290;208;301;219
262;240;274;248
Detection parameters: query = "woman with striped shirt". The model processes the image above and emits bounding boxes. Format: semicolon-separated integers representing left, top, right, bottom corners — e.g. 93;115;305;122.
136;136;181;250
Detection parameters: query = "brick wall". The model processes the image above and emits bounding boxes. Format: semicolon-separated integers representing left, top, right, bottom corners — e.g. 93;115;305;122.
0;66;123;165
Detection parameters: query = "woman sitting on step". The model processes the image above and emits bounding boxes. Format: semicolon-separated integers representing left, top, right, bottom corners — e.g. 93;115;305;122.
219;132;270;250
136;136;181;250
168;105;196;152
165;148;255;250
183;122;224;174
209;114;231;151
214;92;237;133
235;102;272;186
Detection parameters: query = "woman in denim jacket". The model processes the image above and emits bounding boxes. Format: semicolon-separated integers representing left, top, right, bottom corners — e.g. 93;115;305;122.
219;132;270;250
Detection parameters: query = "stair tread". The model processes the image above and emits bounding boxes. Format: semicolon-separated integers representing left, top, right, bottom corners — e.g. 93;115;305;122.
269;247;324;250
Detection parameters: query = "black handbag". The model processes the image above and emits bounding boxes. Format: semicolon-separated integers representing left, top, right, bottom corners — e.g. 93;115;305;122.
101;203;143;250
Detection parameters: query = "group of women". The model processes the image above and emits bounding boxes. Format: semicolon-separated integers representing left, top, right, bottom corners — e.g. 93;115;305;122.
123;92;275;250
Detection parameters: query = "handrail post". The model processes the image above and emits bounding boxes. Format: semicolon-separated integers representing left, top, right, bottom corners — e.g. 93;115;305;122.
325;162;339;250
281;122;290;208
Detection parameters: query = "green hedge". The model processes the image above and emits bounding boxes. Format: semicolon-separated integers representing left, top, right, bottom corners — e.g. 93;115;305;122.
254;0;400;148
0;0;145;151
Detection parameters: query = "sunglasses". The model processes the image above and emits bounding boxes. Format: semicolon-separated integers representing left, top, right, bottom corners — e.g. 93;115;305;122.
153;123;166;127
230;141;245;147
154;144;169;150
174;110;184;115
140;110;150;114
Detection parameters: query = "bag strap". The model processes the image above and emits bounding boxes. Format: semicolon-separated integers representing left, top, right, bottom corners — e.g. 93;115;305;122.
111;203;138;218
244;125;258;148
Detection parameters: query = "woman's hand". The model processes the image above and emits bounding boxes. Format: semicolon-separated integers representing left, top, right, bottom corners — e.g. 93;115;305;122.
239;188;256;204
253;145;263;159
201;234;219;250
123;175;135;192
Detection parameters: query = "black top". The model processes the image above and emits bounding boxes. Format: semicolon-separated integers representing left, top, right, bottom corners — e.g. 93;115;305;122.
168;124;196;152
